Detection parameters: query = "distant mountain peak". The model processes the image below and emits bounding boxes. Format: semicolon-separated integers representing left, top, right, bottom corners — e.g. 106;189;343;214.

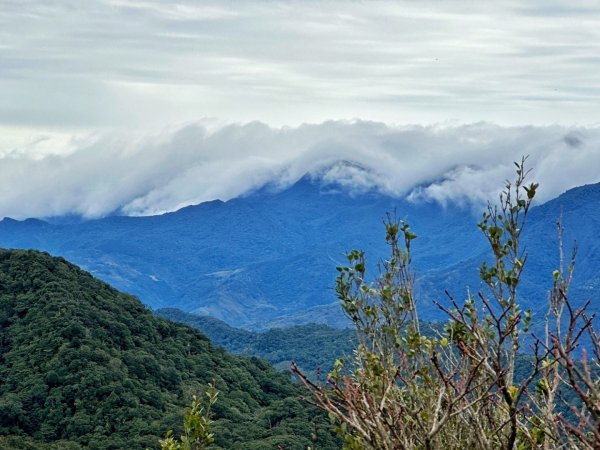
314;159;370;173
309;159;372;178
242;159;384;199
306;159;385;195
0;217;48;227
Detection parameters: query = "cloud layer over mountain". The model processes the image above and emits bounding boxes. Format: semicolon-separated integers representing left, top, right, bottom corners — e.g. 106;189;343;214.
1;121;598;219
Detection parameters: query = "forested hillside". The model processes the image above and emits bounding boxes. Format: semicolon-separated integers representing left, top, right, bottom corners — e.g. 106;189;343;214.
0;250;338;449
156;308;356;372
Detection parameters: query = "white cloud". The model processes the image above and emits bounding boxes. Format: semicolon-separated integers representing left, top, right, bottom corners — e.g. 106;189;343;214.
2;1;600;129
5;2;600;220
0;120;599;219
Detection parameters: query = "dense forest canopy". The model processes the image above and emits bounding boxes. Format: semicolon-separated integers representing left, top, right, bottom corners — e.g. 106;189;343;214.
0;250;338;449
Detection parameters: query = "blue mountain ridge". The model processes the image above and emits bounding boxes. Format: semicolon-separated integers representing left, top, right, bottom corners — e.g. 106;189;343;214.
0;173;597;330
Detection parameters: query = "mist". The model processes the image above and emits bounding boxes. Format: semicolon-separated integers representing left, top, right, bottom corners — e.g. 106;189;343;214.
1;121;598;219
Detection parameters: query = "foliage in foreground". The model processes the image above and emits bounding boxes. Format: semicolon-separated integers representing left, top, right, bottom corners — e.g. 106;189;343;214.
160;384;218;450
294;158;600;449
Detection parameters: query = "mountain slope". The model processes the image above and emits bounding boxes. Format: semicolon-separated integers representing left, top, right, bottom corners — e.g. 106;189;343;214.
0;174;482;329
1;174;599;329
155;308;356;372
0;250;337;449
419;182;600;323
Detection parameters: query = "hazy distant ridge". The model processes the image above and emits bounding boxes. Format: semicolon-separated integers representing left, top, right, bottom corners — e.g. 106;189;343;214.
1;173;598;329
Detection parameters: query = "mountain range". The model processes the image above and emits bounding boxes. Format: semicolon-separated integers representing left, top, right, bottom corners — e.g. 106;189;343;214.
0;164;598;329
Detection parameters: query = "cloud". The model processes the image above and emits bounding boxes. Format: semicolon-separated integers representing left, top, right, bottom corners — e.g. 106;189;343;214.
0;120;599;219
2;1;600;129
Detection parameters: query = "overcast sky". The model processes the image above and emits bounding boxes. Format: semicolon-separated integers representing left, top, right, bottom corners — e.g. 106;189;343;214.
1;1;600;218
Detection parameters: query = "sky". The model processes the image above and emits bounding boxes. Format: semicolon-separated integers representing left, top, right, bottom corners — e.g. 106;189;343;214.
1;1;600;218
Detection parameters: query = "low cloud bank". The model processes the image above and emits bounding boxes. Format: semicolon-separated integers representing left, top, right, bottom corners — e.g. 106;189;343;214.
1;121;598;219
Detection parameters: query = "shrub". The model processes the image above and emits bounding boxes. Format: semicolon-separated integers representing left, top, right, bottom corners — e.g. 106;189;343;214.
293;158;600;450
